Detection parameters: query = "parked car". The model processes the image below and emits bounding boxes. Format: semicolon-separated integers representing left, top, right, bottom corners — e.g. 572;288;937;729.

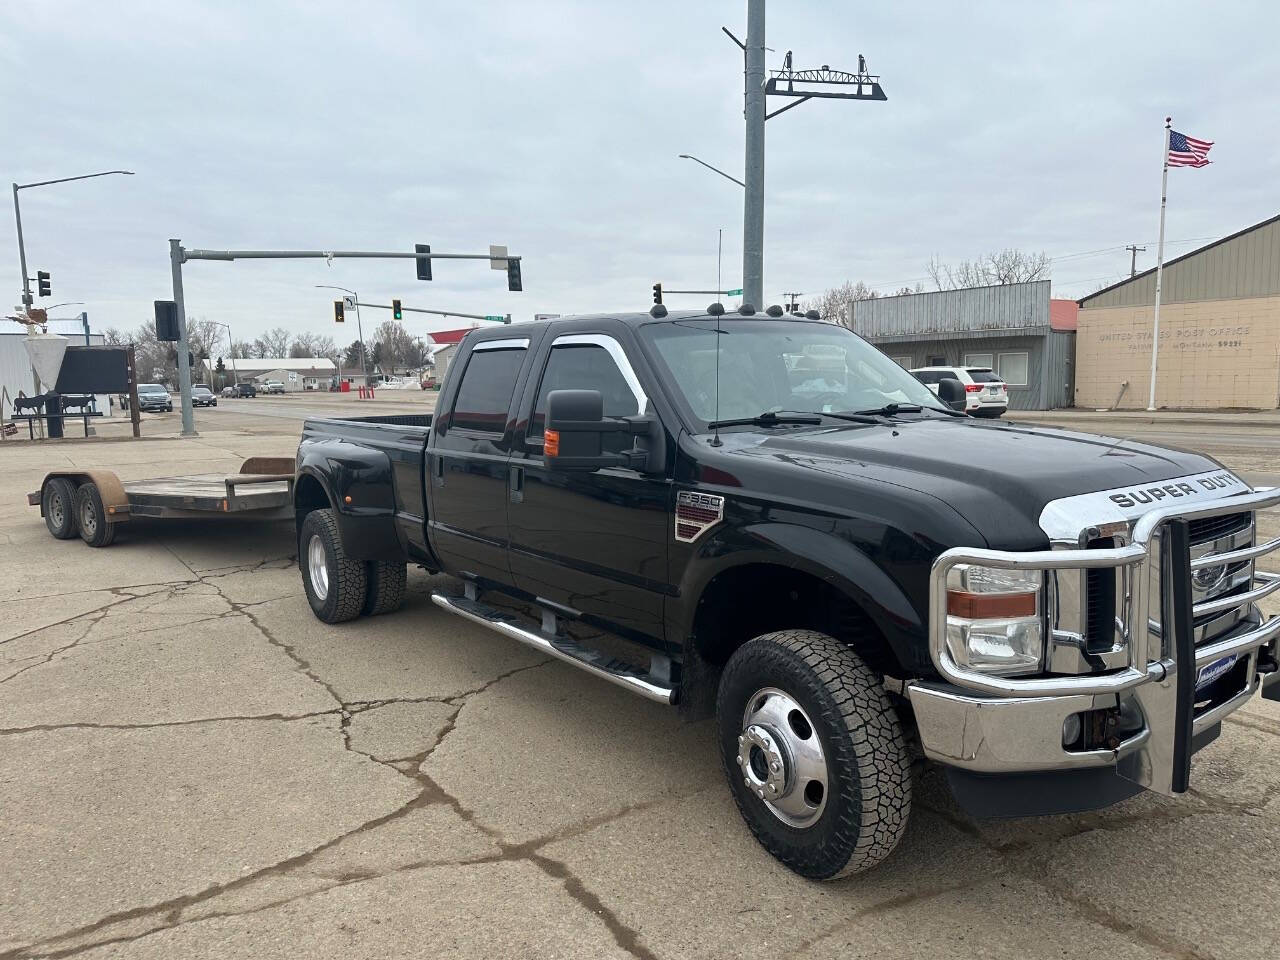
192;385;218;407
135;383;173;413
264;380;286;394
911;365;1008;417
234;382;257;398
293;309;1280;880
220;386;235;398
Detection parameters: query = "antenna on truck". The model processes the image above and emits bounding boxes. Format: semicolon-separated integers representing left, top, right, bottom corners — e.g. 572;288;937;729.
707;301;725;447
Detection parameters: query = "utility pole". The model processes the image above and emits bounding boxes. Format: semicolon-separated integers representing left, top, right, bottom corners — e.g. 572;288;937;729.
722;3;884;311
742;0;766;308
1126;243;1146;278
781;291;803;313
169;239;197;436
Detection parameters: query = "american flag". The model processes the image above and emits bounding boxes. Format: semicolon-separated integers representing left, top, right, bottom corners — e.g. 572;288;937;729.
1168;129;1213;167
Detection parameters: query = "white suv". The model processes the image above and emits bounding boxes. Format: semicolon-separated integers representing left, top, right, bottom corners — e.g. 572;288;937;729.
911;366;1008;417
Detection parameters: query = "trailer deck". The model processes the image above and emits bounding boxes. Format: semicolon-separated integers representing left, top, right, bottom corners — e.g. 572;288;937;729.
29;457;295;546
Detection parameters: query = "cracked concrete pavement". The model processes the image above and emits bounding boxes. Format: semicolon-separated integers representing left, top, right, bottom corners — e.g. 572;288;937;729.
3;422;1280;959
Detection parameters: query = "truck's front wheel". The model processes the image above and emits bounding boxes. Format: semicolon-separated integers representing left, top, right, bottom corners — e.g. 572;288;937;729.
300;509;367;623
717;630;911;879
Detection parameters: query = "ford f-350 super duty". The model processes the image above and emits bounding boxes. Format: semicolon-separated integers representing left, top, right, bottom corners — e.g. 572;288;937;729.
293;306;1280;879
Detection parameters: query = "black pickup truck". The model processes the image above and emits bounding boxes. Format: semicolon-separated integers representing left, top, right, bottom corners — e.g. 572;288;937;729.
295;306;1280;879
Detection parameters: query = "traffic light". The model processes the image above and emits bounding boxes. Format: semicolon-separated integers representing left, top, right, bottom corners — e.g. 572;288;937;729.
188;351;195;367
334;299;345;323
37;271;51;298
392;299;403;320
415;243;432;281
652;283;662;305
154;300;179;341
507;258;522;292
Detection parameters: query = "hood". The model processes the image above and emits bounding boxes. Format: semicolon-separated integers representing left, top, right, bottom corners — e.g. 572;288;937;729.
713;417;1222;549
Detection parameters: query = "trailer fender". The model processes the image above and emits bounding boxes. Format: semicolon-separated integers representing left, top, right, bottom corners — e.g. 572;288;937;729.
28;470;131;522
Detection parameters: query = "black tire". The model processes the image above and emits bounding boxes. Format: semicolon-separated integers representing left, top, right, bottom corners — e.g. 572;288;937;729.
299;509;367;623
43;478;79;539
74;482;116;547
363;560;407;616
717;630;911;880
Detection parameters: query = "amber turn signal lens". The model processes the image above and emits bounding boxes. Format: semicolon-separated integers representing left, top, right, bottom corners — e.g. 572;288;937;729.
544;429;560;457
946;590;1037;619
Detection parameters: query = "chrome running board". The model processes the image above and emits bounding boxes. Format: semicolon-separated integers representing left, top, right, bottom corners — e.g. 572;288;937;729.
430;591;676;705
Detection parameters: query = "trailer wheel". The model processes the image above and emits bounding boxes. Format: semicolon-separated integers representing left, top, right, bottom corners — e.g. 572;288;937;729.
717;630;911;880
363;560;407;616
75;482;116;547
43;478;79;539
300;509;367;623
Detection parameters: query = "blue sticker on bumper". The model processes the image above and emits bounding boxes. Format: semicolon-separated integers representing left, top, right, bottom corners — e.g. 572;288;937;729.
1196;654;1240;692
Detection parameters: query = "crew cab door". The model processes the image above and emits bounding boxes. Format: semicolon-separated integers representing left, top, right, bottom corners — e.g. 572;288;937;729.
508;330;671;645
424;337;530;584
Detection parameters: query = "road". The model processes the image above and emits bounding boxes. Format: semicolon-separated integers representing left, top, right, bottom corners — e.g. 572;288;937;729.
1;414;1278;959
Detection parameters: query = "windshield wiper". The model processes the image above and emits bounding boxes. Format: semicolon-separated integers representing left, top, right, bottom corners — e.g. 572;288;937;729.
851;403;924;417
707;411;822;429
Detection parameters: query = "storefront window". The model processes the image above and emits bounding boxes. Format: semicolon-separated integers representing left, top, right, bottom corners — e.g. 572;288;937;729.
964;352;994;368
997;352;1030;386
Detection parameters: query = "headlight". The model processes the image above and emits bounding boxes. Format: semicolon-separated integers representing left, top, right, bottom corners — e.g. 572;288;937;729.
945;565;1044;675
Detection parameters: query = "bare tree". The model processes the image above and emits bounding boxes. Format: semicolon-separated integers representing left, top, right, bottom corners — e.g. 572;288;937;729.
927;249;1050;290
228;340;253;359
802;280;880;327
252;327;292;359
373;320;415;374
102;328;129;346
289;332;337;358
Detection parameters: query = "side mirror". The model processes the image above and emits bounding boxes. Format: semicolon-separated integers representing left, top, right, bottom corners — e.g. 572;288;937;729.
937;377;968;412
545;389;665;474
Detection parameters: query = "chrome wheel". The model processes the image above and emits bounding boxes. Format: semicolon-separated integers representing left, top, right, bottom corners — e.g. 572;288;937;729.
307;534;329;601
737;687;828;828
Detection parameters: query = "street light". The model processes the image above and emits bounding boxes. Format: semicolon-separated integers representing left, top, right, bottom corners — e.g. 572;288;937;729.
208;320;238;389
315;284;368;383
677;154;745;188
11;170;134;309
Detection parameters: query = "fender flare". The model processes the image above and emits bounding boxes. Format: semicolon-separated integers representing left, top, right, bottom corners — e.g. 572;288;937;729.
294;442;403;561
673;521;924;671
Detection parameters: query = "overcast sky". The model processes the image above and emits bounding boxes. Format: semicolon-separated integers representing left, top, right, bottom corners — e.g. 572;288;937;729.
3;0;1277;345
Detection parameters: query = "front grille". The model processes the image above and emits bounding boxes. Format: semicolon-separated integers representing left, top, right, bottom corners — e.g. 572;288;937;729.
1085;537;1118;652
1188;512;1250;544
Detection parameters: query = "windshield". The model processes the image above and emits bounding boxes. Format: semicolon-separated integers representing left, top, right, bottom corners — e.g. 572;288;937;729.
641;319;948;426
966;369;1001;383
193;386;211;393
138;384;166;394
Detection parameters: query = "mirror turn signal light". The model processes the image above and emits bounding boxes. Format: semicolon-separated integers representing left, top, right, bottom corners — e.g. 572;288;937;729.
544;429;560;457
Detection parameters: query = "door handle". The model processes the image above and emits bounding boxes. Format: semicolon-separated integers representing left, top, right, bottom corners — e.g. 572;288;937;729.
432;454;444;486
509;465;524;503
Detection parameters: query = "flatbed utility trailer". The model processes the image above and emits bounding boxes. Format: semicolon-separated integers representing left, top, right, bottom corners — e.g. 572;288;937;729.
28;456;295;547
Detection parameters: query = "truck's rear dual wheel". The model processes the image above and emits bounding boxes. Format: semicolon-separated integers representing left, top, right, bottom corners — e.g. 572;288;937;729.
43;478;79;539
363;560;407;616
717;630;912;880
300;509;367;623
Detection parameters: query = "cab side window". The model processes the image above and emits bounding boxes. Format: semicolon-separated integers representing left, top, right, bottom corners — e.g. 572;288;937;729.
531;344;639;453
448;348;526;433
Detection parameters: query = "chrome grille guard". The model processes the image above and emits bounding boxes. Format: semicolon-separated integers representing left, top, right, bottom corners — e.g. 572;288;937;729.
928;486;1280;795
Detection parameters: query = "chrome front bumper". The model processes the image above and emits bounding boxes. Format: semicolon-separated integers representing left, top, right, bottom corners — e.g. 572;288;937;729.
908;486;1280;794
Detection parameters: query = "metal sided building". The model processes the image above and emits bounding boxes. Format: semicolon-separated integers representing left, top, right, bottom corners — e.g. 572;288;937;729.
848;280;1076;410
1075;212;1280;410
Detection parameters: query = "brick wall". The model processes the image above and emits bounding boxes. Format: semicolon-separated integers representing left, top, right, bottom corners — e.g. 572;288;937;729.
1075;296;1280;409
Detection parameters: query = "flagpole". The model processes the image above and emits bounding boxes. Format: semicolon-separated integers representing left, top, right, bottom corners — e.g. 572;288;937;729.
1146;117;1172;411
